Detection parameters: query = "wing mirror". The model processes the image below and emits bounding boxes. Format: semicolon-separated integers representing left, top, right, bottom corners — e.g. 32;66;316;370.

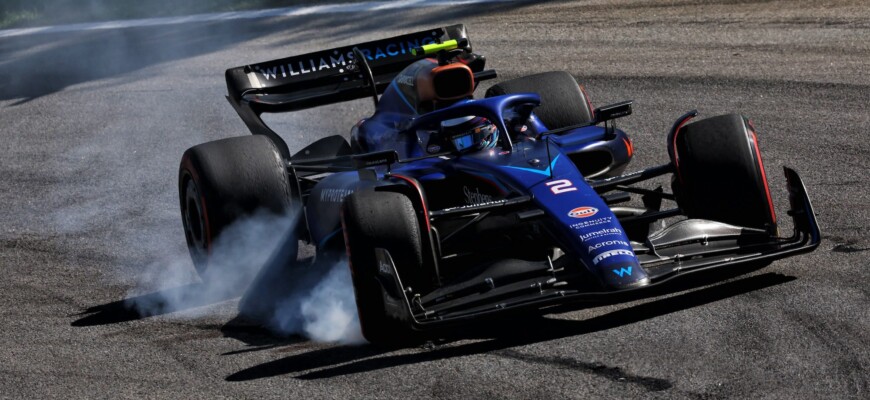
593;100;633;124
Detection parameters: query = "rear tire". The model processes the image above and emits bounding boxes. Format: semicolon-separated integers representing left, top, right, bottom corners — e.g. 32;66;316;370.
486;71;594;129
671;114;777;232
341;190;424;346
178;135;295;275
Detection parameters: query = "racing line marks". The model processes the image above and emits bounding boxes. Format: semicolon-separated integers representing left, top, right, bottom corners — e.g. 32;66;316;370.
493;349;673;392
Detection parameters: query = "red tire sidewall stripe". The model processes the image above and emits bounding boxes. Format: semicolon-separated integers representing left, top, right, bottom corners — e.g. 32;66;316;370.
749;129;777;226
670;118;693;184
578;84;595;120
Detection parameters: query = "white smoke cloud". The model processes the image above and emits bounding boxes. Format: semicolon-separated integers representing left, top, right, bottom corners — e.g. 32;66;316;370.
124;210;290;317
124;208;364;344
274;262;365;344
19;0;370;345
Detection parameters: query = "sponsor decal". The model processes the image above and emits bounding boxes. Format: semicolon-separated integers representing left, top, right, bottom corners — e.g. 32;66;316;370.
592;249;634;265
253;37;437;81
587;240;630;253
568;206;598;218
396;74;416;87
612;266;633;277
441;199;506;212
320;188;354;203
364;158;387;166
427;144;441;153
546;179;577;194
578;228;623;241
569;217;612;229
254;53;350;80
378;259;392;275
464;186;494;205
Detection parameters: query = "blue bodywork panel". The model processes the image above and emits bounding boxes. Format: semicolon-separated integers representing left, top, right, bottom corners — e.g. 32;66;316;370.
306;64;643;289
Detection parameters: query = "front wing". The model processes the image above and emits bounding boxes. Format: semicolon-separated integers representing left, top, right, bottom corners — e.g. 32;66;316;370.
371;167;820;330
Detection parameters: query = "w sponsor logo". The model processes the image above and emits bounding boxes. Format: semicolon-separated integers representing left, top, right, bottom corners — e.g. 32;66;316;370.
612;266;633;277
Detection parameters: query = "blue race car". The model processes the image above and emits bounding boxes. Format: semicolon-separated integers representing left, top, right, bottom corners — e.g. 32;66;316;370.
177;25;820;345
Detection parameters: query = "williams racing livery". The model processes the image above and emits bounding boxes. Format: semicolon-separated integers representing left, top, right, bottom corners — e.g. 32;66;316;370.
177;25;820;345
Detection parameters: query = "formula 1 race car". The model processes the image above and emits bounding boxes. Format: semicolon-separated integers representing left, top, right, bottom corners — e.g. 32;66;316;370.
177;25;820;345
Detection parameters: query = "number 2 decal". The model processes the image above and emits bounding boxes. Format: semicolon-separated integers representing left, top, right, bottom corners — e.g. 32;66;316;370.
546;179;577;194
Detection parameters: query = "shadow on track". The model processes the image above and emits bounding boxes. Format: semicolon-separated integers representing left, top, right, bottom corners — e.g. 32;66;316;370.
218;316;309;354
225;269;795;382
70;281;234;326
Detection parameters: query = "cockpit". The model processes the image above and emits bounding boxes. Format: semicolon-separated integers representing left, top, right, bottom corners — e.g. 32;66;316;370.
352;48;507;158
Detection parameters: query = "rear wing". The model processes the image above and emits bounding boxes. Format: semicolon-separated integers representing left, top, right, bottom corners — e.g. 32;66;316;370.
226;24;470;113
225;24;470;159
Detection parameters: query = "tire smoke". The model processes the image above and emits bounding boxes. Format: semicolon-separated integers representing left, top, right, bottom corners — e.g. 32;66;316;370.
125;208;364;344
261;261;365;345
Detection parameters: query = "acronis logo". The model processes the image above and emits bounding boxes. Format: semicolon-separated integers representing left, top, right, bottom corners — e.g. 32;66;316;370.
612;266;632;277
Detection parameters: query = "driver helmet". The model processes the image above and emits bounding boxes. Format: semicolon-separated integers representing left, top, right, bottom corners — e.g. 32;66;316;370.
440;116;499;153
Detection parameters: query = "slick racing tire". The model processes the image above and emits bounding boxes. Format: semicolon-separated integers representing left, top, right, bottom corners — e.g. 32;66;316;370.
178;135;294;275
670;114;777;233
341;190;424;346
486;71;594;129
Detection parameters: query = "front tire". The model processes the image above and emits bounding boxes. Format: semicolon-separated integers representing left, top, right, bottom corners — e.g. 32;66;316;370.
670;114;777;232
341;190;424;346
178;135;295;275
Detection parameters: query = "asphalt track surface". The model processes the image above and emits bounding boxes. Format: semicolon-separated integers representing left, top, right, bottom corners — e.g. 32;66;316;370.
1;0;868;398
